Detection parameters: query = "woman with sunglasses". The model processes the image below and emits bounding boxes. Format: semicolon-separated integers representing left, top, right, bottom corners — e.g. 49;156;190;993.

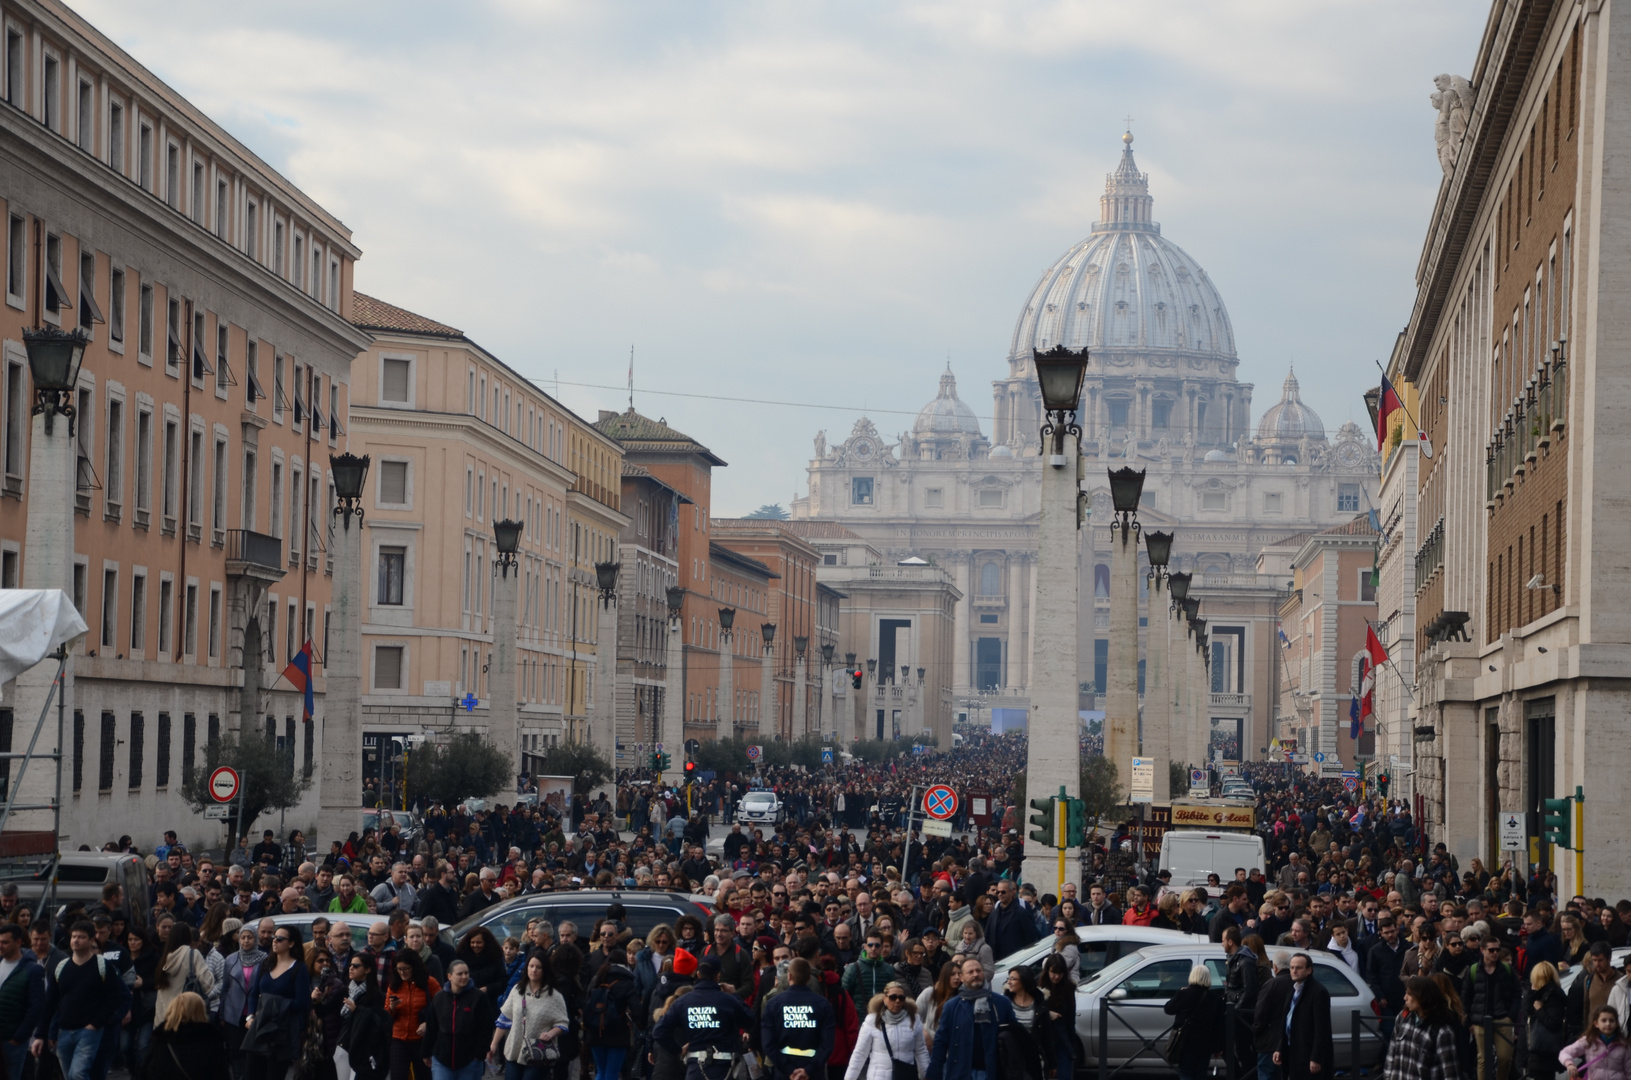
307;947;346;1080
1049;920;1080;982
243;923;311;1080
844;981;929;1080
1039;955;1079;1080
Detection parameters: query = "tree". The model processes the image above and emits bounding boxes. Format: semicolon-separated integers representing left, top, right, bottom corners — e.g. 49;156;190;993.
744;504;789;520
762;736;824;770
523;740;612;797
179;732;313;849
1168;760;1190;798
406;733;514;807
692;738;751;774
1010;755;1120;841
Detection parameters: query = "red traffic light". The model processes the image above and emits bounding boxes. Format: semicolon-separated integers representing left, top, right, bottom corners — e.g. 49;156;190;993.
684;761;695;773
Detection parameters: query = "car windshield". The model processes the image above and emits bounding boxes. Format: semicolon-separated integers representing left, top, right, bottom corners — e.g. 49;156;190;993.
1081;949;1155;992
743;794;774;804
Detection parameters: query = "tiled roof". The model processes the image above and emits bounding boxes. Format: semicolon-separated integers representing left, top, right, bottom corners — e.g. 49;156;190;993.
595;408;726;466
1320;514;1380;537
781;521;866;541
352;292;464;339
710;542;778;580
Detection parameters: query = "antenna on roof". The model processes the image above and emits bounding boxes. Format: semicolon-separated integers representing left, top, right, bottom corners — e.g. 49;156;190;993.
629;345;635;411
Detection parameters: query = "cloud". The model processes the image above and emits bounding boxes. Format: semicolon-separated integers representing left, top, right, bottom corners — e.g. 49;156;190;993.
71;0;1485;512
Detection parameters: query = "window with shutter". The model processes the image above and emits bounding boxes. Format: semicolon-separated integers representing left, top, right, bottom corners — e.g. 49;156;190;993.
382;358;411;403
380;460;408;505
375;645;404;689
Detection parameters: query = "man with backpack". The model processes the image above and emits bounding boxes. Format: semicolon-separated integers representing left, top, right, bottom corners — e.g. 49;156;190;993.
28;920;128;1080
0;923;46;1080
1461;937;1521;1080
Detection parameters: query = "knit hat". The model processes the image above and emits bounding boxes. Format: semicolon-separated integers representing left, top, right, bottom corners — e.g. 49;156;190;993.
673;948;698;976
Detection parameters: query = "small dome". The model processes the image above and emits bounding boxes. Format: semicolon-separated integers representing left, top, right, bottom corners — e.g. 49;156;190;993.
990;445;1014;458
914;367;982;437
1203;448;1229;462
1255;369;1325;443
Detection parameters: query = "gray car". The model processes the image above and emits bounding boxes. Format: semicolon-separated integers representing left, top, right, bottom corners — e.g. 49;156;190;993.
992;925;1201;985
1071;943;1385;1072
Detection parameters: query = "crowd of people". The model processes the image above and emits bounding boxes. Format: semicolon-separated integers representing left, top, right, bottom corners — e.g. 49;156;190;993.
2;735;1625;1080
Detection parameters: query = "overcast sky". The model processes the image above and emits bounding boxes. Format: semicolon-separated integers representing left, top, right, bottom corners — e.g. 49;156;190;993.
78;0;1488;516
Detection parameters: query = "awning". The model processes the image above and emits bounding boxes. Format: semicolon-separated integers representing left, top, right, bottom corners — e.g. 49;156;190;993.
0;590;88;689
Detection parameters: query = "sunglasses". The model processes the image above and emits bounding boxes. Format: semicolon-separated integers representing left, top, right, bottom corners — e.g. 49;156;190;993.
1055;926;1071;933
886;994;905;1002
274;936;293;944
866;942;882;949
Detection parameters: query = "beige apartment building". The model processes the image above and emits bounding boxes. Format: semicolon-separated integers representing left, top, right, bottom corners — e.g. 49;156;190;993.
346;295;625;791
0;0;367;847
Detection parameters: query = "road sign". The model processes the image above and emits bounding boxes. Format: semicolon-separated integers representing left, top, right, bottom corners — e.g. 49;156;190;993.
208;766;240;803
1313;752;1326;763
746;745;762;762
1131;757;1154;802
912;744;925;756
923;785;958;820
821;747;834;764
921;819;953;838
203;804;230;820
1500;811;1526;851
1343;777;1358;792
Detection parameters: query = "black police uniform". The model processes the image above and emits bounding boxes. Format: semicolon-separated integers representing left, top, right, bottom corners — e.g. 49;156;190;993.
759;984;835;1079
653;978;754;1080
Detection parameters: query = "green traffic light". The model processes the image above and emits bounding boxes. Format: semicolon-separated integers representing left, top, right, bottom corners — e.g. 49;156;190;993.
1542;797;1572;848
1028;797;1056;848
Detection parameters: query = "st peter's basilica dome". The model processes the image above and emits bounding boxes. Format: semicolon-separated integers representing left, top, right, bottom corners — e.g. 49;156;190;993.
1255;369;1326;443
914;367;983;437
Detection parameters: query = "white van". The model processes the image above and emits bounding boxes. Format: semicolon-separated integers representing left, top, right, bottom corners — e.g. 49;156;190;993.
1159;830;1265;889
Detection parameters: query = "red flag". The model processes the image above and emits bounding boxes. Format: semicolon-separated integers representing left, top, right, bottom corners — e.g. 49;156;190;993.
282;640;315;721
1366;624;1389;674
1376;375;1402;451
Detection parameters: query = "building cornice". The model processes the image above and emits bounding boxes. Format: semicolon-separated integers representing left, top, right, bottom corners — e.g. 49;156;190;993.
350;406;578;488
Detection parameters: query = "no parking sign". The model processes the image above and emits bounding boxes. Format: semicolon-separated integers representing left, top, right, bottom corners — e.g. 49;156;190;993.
923;785;958;820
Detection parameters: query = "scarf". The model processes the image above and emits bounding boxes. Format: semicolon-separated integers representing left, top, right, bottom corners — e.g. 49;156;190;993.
884;1007;911;1028
347;979;368;1002
958;986;996;1024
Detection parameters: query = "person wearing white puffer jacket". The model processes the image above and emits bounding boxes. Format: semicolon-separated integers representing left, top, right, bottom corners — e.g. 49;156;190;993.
844;980;929;1080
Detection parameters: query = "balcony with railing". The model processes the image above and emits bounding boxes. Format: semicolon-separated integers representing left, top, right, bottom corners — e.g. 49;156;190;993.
225;529;286;582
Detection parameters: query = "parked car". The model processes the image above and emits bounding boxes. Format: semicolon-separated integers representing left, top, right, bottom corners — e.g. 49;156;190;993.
1075;943;1384;1071
267;912;375;952
1560;946;1631;993
18;853;150;929
736;790;783;826
360;809;421;845
1159;830;1265;890
441;890;716;948
993;925;1200;984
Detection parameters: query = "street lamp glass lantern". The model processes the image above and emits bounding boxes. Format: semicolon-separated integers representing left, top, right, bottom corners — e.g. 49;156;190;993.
1107;467;1147;514
329;452;371;501
1168;571;1192;602
793;635;807;657
844;651;855;668
594;560;621;593
718;607;736;631
866;658;876;676
23;326;89;393
492;519;524;556
1182;597;1200;622
665;585;686;617
1145;530;1173;569
761;622;776;646
1032;344;1089;413
821;642;834;664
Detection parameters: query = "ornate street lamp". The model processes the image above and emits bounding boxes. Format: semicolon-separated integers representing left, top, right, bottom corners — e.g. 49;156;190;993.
1182;597;1200;624
901;664;911;684
844;651;855;670
718;607;736;638
492;519;524;576
1168;571;1192;603
1107;466;1146;548
665;585;685;621
793;635;808;658
1145;531;1173;572
23;327;88;435
916;667;925;684
866;658;876;678
330;452;371;528
761;623;776;648
1033;344;1089;464
594;560;620;606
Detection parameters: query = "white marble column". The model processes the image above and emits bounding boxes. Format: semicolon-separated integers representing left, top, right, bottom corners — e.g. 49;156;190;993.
793;654;807;737
1191;632;1211;767
1146;573;1171;801
660;612;685;783
1105;517;1139;800
1022;433;1082;896
717;631;733;737
953;557;970;691
760;641;775;740
318;504;363;848
13;411;77;838
490;564;520;770
1005;558;1023;689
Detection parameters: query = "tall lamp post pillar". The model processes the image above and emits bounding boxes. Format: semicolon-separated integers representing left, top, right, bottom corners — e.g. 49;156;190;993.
13;327;87;836
1167;573;1193;774
793;637;809;738
760;623;777;739
591;561;620;773
1023;344;1089;895
841;651;856;744
717;608;735;736
319;452;369;847
661;587;686;783
1144;533;1173;802
489;520;524;778
1106;466;1147;801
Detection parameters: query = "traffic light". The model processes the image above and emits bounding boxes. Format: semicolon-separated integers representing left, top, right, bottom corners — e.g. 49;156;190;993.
1066;796;1087;848
1028;797;1057;847
852;666;863;689
649;752;660;770
684;759;696;776
1377;772;1390;797
1543;797;1573;848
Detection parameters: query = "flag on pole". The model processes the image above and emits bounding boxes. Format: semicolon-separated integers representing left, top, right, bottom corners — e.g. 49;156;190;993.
1359;656;1375;718
1278;627;1291;650
282;640;315;721
1366;623;1389;673
1349;691;1362;741
1419;431;1434;458
1376;374;1403;450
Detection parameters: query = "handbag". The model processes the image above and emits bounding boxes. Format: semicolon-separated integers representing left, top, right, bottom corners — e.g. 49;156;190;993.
1163;1024;1186;1065
878;1018;919;1080
516;990;562;1065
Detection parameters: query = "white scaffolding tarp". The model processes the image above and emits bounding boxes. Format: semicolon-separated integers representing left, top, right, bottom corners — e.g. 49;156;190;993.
0;590;88;689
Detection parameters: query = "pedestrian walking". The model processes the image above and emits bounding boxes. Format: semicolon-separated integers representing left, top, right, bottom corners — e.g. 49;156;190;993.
1273;953;1333;1080
844;981;928;1080
1164;965;1224;1080
1381;976;1463;1080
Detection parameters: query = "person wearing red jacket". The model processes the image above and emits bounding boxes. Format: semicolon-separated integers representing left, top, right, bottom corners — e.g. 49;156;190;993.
1122;886;1159;927
817;956;860;1080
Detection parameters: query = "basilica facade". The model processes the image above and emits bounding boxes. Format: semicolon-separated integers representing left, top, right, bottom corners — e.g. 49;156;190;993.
791;134;1383;762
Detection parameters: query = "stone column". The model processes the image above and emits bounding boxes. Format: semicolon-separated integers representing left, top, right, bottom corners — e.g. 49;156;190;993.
1146;573;1171;801
760;641;775;740
1192;633;1211;767
318;506;363;848
1005;558;1024;689
1170;614;1189;772
590;596;616;771
1105;515;1139;800
490;564;520;773
793;653;807;738
660;612;685;784
13;411;77;837
1022;432;1081;895
718;635;733;737
953;557;970;692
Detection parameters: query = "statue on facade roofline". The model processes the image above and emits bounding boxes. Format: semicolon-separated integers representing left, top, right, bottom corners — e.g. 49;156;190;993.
1432;73;1474;174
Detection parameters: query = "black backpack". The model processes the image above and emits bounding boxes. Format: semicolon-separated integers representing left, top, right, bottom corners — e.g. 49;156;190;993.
585;983;620;1041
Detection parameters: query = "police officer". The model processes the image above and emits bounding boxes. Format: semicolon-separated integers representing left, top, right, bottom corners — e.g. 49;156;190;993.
654;960;754;1080
759;958;835;1080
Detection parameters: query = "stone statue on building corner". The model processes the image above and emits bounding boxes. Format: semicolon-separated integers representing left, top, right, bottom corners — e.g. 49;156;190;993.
1432;74;1475;174
814;430;826;459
